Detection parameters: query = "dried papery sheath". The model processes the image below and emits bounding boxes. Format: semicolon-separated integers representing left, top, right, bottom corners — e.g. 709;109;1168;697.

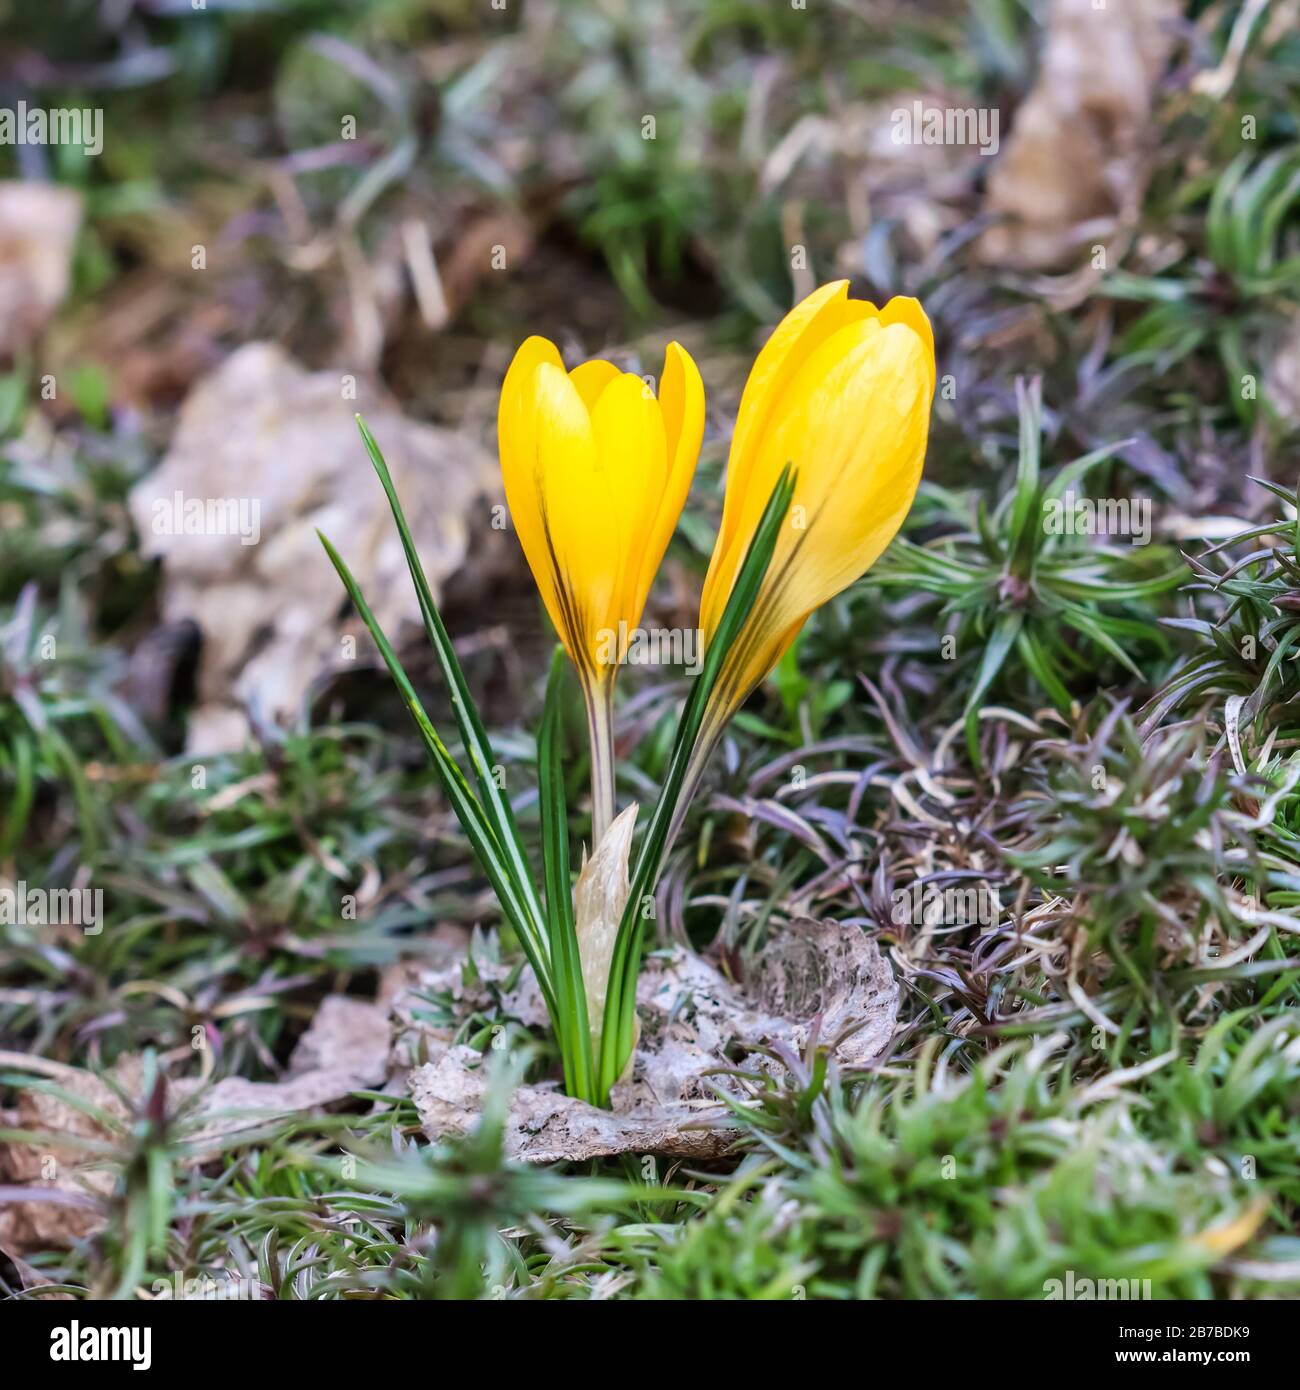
573;802;638;1068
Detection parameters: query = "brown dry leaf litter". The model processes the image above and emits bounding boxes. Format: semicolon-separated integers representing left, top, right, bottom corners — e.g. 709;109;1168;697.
1;924;897;1232
979;0;1181;275
0;1239;72;1296
0;994;391;1251
125;342;496;753
0;1055;140;1253
164;994;393;1156
0;182;82;356
405;918;898;1164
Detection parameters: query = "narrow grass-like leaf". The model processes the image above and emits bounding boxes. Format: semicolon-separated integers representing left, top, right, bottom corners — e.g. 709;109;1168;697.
964;610;1024;765
1006;377;1041;572
1015;625;1071;712
318;529;555;1011
354;416;545;942
539;645;594;1101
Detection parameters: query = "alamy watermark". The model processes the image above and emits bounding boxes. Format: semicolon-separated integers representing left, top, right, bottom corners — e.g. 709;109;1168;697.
1043;1270;1153;1300
151;1270;261;1301
0;880;102;934
595;622;703;675
151;491;261;546
0;103;103;157
890;100;999;157
50;1322;150;1370
891;880;1001;930
1043;491;1151;546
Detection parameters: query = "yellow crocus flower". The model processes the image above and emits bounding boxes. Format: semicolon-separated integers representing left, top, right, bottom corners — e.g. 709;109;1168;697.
499;336;705;840
696;280;935;754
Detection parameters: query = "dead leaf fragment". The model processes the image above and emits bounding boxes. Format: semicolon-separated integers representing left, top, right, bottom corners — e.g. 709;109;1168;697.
0;182;82;356
186;994;392;1152
0;1239;74;1297
979;0;1181;271
0;1055;140;1252
751;917;900;1066
407;918;898;1163
125;342;496;752
285;994;391;1080
0;995;392;1249
411;1046;735;1165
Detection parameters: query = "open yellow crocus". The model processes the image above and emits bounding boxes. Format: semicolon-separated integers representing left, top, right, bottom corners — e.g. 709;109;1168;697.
499;337;704;841
692;280;935;778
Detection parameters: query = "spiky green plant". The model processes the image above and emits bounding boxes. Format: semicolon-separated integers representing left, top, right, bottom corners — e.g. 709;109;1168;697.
0;585;143;857
1147;477;1300;735
688;1038;1278;1299
1007;706;1293;1019
873;379;1183;761
1105;150;1300;423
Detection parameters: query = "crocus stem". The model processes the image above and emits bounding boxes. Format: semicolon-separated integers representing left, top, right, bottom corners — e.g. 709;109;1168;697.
585;678;616;846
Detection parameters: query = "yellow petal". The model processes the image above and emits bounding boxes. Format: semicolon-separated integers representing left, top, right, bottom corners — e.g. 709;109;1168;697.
498;337;705;684
499;336;566;625
569;358;621;413
587;371;668;651
758;319;931;628
659;340;706;473
699;293;932;721
538;362;624;664
501;347;621;674
1189;1200;1268;1259
706;276;878;592
501;334;564;400
629;341;704;620
701;283;878;631
701;314;881;639
880;296;936;390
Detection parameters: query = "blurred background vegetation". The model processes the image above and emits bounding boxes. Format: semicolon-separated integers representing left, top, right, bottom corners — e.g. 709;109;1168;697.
3;0;1300;1300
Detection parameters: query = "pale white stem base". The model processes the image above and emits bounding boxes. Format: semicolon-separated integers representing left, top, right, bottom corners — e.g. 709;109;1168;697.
585;679;617;847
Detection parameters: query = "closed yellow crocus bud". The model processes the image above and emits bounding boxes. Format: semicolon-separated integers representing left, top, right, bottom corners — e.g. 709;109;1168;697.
697;280;935;750
499;336;705;840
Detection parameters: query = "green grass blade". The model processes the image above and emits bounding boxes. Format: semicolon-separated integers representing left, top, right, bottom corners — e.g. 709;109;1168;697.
318;528;555;1008
1015;623;1072;712
1006;377;1042;571
354;416;545;942
539;646;594;1101
964;609;1024;765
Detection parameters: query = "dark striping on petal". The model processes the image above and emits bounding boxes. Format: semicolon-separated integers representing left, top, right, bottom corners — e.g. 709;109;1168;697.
540;496;595;681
